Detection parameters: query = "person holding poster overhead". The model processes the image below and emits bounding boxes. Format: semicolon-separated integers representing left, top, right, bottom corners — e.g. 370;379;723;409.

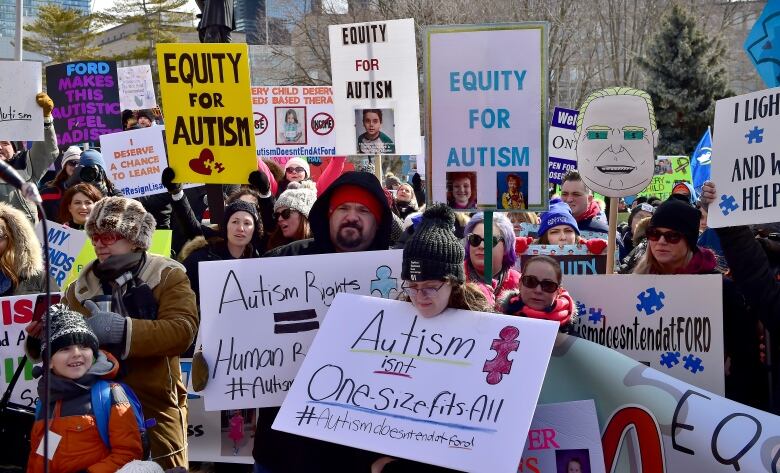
0;202;52;296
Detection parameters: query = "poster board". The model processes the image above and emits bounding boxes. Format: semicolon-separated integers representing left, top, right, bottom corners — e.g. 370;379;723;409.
328;19;421;155
0;61;44;141
157;43;256;184
564;274;725;394
99;126;168;197
636;156;692;200
548;106;578;185
517;244;609;275
34;220;88;289
707;88;780;228
426;23;548;212
198;250;403;410
47;60;122;146
117;65;157;110
274;293;559;473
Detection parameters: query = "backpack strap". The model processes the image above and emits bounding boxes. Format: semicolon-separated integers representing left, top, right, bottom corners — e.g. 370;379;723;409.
91;380;112;449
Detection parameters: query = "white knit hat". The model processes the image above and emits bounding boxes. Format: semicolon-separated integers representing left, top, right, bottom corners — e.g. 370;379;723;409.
61;146;82;167
274;181;317;218
116;461;164;473
284;157;311;179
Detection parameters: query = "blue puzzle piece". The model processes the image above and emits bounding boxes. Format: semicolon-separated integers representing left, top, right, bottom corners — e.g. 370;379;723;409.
659;351;681;369
636;288;665;315
719;194;740;216
370;265;398;299
588;308;603;324
745;126;764;144
682;354;704;374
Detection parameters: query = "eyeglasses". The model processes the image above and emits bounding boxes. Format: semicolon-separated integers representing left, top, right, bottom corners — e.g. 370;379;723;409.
401;282;446;298
467;233;504;248
286;167;306;174
521;275;559;293
91;232;123;246
646;228;683;244
273;208;296;221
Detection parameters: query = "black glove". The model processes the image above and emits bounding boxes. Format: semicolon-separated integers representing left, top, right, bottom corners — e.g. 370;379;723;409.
757;236;780;265
248;170;270;195
412;172;422;189
161;167;182;194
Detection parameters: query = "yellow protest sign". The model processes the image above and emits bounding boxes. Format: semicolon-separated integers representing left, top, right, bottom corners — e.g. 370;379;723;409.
156;43;256;184
64;230;173;288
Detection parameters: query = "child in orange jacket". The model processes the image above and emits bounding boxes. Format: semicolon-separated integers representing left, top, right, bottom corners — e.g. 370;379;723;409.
27;304;143;473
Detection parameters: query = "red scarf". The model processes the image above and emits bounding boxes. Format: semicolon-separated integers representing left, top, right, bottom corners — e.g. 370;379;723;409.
577;200;602;222
503;288;576;327
675;247;717;274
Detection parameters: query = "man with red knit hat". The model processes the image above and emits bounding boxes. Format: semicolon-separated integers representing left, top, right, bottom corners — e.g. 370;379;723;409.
265;171;392;256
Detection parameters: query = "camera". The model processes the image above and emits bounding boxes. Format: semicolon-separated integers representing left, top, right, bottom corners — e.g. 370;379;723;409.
80;165;100;183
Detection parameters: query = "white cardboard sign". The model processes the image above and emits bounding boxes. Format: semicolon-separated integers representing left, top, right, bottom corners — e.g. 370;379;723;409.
564;274;725;395
34;220;88;289
708;88;780;228
99;126;168;197
117;65;157;110
0;61;44;141
199;250;403;410
273;294;559;473
328;19;421;155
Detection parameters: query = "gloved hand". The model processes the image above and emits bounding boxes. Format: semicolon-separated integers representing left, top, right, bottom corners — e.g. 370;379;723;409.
248;170;270;195
514;236;533;255
699;181;716;209
757;236;780;265
83;300;126;346
36;92;54;118
192;350;209;392
161;167;182;194
585;238;608;255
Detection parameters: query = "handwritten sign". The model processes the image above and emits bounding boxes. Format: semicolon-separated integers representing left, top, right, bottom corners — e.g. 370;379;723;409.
99;126;167;197
548;107;578;185
118;65;157;110
199;250;403;410
636;156;692;200
157;43;256;184
564;274;724;394
519;400;606;473
707;88;780;227
427;23;548;211
47;61;122;146
0;61;43;141
34;220;88;289
328;19;421;155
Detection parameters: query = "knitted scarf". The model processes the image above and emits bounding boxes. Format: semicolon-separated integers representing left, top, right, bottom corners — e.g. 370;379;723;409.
502;288;576;328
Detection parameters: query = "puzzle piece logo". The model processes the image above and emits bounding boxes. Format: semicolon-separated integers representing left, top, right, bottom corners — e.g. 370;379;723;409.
370;265;398;299
682;354;704;374
719;194;740;216
659;351;681;369
745;126;764;144
636;288;665;315
482;326;520;385
576;301;586;317
189;148;225;176
588;308;604;324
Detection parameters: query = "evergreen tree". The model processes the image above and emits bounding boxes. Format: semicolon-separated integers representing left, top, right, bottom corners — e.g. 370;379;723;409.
638;3;730;155
23;4;100;63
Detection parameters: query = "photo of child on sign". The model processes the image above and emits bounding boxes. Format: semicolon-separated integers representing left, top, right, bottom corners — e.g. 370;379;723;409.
356;108;395;154
498;171;528;210
276;107;306;145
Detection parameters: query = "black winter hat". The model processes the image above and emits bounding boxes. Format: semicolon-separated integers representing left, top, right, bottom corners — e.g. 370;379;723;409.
402;203;465;283
43;304;99;357
649;198;701;251
222;200;259;237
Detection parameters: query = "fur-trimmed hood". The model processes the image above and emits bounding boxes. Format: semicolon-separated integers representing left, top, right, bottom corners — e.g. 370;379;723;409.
178;236;211;262
0;201;43;279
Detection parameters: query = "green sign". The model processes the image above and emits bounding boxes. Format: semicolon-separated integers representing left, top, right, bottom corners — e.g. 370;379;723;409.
636;155;691;200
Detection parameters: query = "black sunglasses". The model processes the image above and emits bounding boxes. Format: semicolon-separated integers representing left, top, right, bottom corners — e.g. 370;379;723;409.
646;227;683;244
521;275;559;293
467;233;504;248
286;166;306;174
273;208;296;220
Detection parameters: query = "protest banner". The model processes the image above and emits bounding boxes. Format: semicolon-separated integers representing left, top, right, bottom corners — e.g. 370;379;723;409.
198;250;403;410
274;293;559;472
328;19;421;155
707;88;780;228
548;106;578;185
47;60;122;146
517;244;609;275
99;126;168;197
63;229;172;287
636;156;692;200
519;400;606;473
0;293;62;407
426;23;548;212
252;86;336;158
117;65;157;110
0;62;43;141
540;334;780;472
157;43;256;184
564;274;724;394
34;220;88;289
517;223;608;241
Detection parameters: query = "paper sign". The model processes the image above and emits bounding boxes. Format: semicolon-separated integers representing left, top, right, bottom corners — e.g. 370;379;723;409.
99;126;168;197
273;294;559;472
519;400;606;473
636;156;692;200
427;23;548;211
548;107;578;185
0;61;43;141
564;274;725;394
118;65;157;110
157;43;256;184
47;61;122;146
34;220;88;289
328;19;421;155
198;250;403;410
186;396;256;463
252;86;336;158
707;88;780;228
517;244;609;275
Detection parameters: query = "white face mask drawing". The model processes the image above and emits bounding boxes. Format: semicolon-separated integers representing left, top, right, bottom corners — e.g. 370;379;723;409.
575;88;659;197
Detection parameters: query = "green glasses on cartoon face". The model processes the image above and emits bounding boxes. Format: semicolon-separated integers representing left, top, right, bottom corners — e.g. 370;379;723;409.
586;128;645;140
623;129;645;140
587;130;608;140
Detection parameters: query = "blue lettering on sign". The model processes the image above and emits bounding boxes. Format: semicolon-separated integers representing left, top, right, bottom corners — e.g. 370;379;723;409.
551;107;579;130
66;62;110;76
447;146;529;167
449;70;527;92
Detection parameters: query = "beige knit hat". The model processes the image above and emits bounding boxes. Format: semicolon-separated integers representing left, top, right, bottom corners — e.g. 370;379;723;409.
274;181;317;218
86;197;156;250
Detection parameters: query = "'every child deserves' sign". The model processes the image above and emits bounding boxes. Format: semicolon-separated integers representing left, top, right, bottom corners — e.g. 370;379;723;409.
157;43;256;184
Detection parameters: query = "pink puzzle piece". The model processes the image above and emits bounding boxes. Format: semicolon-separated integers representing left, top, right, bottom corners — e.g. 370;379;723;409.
483;326;520;385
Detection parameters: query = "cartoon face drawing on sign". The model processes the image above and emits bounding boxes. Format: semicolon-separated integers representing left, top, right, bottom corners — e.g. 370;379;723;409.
575;87;659;197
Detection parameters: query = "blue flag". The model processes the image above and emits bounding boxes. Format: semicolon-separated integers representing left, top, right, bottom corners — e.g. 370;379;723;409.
690;128;712;195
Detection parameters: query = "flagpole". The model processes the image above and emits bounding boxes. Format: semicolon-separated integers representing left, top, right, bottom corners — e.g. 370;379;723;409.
14;0;22;61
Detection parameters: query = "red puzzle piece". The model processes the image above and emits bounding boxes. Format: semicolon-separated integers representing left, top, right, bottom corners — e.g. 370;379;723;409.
482;326;520;385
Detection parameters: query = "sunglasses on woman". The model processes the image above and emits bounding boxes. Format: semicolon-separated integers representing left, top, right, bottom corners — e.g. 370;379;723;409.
273;208;296;221
91;232;123;246
645;227;683;244
521;275;559;293
467;233;504;248
286;167;306;174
